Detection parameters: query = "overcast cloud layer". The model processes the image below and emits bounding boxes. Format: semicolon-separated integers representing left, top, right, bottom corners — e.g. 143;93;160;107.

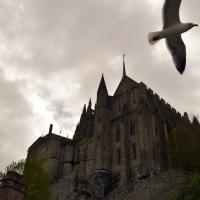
0;0;200;170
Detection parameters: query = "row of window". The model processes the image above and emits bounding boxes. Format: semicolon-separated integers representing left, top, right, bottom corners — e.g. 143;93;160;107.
116;143;137;165
115;117;136;142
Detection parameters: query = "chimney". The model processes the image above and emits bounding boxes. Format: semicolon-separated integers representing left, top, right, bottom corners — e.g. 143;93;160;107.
49;124;53;134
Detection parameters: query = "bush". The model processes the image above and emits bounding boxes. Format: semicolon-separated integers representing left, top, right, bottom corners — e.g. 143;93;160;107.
167;126;200;173
24;158;50;200
177;173;200;200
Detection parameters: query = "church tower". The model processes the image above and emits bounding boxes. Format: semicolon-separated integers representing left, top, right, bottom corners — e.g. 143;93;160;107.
94;74;112;170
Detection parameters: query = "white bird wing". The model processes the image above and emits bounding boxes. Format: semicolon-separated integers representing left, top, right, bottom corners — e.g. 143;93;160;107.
166;35;186;74
163;0;182;28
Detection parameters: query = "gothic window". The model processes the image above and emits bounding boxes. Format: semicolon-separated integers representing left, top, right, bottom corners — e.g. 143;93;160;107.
130;116;135;136
117;149;121;164
132;143;137;159
116;122;120;142
131;88;136;104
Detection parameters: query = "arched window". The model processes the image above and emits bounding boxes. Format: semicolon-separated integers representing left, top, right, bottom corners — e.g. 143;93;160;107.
116;122;120;141
117;149;121;164
130;88;137;106
132;143;137;159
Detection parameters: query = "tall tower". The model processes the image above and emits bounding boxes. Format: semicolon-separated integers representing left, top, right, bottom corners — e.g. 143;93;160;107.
94;74;112;170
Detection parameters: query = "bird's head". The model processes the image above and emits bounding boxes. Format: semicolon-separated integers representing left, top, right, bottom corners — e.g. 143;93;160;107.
188;23;198;28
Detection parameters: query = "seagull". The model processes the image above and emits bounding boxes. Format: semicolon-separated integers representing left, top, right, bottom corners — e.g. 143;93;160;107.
148;0;198;74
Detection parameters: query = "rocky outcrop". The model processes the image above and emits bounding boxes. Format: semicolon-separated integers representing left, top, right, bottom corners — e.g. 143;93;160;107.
51;170;112;200
105;170;192;200
51;170;191;200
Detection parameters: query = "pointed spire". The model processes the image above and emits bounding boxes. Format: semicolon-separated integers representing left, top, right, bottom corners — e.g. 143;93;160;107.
87;98;92;119
88;98;92;110
97;74;108;95
123;54;126;77
80;104;87;121
83;104;86;115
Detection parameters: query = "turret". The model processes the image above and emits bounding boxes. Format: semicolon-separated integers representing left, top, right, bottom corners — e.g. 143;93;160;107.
96;74;108;108
86;98;93;120
94;74;112;170
80;104;87;121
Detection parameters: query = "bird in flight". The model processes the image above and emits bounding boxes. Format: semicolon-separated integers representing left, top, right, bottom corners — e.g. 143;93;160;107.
148;0;198;74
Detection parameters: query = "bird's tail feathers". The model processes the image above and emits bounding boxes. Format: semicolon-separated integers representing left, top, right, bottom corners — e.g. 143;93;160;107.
148;31;162;45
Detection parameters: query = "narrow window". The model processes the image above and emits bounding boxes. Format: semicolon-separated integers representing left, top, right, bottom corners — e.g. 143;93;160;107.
132;143;136;159
130;117;135;136
117;149;121;164
116;123;120;141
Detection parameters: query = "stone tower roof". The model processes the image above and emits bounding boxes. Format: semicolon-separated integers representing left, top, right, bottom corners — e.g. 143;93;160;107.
97;74;108;96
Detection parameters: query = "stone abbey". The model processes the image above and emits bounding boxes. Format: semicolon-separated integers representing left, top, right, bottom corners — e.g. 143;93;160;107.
27;63;192;199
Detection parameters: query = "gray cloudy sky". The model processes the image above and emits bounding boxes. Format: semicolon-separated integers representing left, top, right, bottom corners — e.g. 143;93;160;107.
0;0;199;170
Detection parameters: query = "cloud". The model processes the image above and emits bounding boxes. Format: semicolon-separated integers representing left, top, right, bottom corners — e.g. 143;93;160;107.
0;0;200;170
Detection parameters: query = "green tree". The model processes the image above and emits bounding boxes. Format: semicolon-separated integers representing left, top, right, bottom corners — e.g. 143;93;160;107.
24;158;50;200
0;159;25;179
167;126;200;173
177;173;200;200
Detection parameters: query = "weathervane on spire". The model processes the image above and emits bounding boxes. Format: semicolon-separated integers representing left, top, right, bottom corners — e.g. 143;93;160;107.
123;54;126;77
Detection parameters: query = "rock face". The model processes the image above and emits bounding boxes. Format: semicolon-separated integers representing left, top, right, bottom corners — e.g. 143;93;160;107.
51;170;191;200
51;170;112;200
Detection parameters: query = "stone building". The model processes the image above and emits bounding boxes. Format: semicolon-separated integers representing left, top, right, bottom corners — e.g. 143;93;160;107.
0;171;25;200
27;61;191;189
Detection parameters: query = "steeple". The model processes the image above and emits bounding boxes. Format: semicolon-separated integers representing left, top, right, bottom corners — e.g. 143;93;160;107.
97;74;108;96
96;74;108;108
80;104;87;121
83;104;86;115
123;54;126;77
86;98;93;119
87;98;92;110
